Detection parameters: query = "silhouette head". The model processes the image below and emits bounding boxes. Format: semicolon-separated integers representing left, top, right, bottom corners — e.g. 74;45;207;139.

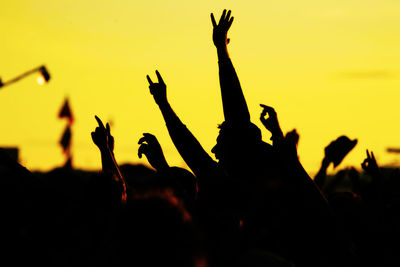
211;121;263;166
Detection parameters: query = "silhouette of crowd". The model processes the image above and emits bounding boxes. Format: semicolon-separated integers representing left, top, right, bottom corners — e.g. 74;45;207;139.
1;9;400;267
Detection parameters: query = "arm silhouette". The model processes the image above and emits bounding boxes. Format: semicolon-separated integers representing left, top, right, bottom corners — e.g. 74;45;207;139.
91;115;127;204
314;157;331;190
138;133;197;204
211;10;250;124
146;71;217;178
258;106;327;204
315;138;343;189
315;136;357;189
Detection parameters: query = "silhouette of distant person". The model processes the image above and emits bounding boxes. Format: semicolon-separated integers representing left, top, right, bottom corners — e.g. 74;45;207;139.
314;135;357;190
138;133;197;208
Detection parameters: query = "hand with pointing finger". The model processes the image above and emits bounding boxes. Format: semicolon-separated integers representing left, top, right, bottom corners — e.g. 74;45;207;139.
91;115;127;204
138;133;169;171
146;70;167;106
91;115;114;152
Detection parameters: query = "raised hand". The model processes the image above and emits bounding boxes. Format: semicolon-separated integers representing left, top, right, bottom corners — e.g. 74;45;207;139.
91;115;114;152
324;136;357;168
146;70;167;106
211;9;234;48
285;129;299;149
361;149;380;176
260;104;283;141
138;133;169;171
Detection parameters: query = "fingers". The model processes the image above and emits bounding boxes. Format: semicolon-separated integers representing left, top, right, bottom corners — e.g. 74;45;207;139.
211;13;217;27
155;70;164;84
146;75;153;85
143;132;156;139
148;71;165;86
138;133;157;144
138;143;148;159
260;104;274;111
260;106;268;115
288;129;298;136
227;16;234;29
144;135;157;145
226;10;231;21
260;105;267;122
361;157;369;168
260;110;267;118
218;9;226;25
371;151;376;161
138;136;147;145
213;10;233;28
260;104;276;115
91;132;95;142
366;149;371;159
95;115;105;129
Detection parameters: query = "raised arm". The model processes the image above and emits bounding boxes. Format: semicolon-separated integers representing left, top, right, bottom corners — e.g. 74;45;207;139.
138;133;196;202
258;106;328;205
315;136;357;189
211;10;250;124
91;115;127;204
314;156;332;190
146;71;217;177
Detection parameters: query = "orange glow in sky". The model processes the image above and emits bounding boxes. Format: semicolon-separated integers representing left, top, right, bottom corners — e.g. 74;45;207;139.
1;0;400;175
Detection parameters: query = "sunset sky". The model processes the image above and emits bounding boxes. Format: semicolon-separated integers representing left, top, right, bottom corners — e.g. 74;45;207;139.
1;0;400;175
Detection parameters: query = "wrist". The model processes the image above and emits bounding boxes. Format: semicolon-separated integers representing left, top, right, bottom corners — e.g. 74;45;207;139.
156;99;169;107
100;147;112;157
216;45;229;56
321;157;331;169
270;129;284;140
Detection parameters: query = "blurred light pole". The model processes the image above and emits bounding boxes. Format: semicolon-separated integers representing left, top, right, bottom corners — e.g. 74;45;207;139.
387;148;400;154
0;65;50;89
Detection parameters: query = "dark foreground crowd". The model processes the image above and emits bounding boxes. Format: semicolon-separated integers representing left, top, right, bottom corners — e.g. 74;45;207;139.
2;10;400;267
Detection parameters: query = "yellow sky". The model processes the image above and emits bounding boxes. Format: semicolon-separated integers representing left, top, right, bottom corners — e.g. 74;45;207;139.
1;0;400;175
